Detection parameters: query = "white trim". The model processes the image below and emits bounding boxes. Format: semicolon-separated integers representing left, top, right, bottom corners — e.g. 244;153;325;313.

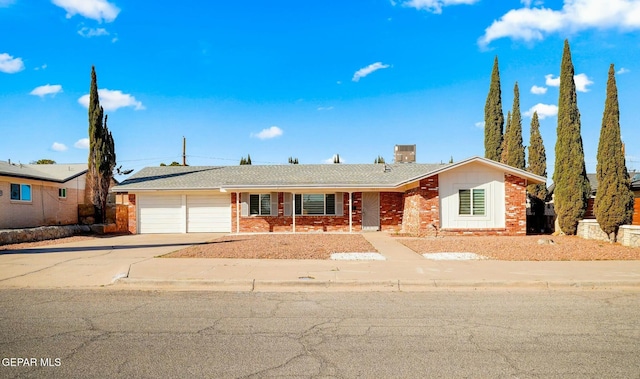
349;192;353;233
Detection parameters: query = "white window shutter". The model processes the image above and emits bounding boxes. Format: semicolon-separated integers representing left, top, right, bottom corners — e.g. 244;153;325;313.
241;193;249;217
335;192;343;216
283;193;292;216
270;192;278;216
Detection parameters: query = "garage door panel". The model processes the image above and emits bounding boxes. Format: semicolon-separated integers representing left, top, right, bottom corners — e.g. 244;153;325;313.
187;195;230;233
138;195;183;234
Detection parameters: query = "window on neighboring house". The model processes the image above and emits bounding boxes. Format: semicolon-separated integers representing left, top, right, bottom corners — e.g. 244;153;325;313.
249;194;271;215
459;189;485;216
58;188;67;199
10;184;32;201
294;194;336;215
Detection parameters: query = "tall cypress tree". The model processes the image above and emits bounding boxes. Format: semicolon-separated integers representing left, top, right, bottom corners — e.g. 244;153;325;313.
506;82;525;169
500;111;511;164
484;56;504;162
87;66;116;223
594;64;634;241
527;111;547;200
553;40;590;235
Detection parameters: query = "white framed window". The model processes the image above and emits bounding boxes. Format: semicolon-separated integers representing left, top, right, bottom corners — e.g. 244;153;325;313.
294;194;336;216
58;188;67;199
459;188;485;216
249;194;271;216
10;183;32;202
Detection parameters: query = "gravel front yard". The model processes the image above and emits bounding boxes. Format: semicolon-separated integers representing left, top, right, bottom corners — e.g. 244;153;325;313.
2;233;638;261
162;234;377;260
399;235;640;261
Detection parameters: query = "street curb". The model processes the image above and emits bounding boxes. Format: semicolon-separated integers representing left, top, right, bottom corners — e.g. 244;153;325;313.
113;278;640;291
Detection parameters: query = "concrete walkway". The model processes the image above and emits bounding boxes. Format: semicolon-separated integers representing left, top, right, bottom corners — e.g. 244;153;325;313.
1;232;639;291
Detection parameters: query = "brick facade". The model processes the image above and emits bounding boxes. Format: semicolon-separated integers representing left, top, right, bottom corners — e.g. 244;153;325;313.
401;175;440;235
230;192;364;233
127;194;137;234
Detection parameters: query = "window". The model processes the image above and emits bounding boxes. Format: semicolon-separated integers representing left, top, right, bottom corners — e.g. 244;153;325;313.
295;194;336;215
249;194;271;215
10;184;32;201
459;189;485;216
58;188;67;198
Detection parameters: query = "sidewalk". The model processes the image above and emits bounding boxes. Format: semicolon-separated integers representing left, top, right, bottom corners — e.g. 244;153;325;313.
1;232;639;291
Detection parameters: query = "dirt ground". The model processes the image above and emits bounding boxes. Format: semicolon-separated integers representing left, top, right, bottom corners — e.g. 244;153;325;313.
398;235;640;261
162;234;377;259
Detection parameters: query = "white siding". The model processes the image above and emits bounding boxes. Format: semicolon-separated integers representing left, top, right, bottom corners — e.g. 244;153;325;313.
187;194;231;232
439;162;505;229
138;194;184;234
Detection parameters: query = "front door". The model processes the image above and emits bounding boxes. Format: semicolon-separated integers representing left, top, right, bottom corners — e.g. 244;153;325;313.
361;192;380;231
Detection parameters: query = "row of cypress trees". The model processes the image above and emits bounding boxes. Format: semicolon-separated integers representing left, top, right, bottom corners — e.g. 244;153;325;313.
484;40;634;240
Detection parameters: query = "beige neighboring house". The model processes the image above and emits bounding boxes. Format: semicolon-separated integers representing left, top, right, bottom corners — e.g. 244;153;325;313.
0;161;87;229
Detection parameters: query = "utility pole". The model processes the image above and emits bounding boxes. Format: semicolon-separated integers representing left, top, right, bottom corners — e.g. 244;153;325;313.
182;136;186;166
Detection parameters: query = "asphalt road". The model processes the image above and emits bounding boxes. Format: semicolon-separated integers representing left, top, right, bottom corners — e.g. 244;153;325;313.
1;289;639;378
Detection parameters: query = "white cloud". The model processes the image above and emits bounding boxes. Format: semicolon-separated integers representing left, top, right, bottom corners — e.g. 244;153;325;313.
524;103;559;119
0;53;25;74
480;0;640;47
545;74;560;87
531;85;548;94
30;84;63;97
34;64;48;71
52;0;120;23
317;106;334;111
251;126;283;140
74;138;89;149
544;73;593;92
352;62;390;82
617;67;630;74
474;121;485;129
78;27;109;38
397;0;480;14
78;89;145;111
51;142;68;152
323;154;345;164
573;73;594;92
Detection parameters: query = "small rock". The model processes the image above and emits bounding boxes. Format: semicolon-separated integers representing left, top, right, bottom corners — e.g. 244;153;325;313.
537;238;555;245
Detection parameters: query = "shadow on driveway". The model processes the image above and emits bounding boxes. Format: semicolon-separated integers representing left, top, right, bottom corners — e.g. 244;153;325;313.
0;241;217;256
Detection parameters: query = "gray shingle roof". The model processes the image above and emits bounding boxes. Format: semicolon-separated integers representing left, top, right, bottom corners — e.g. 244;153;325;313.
112;156;548;192
112;163;450;191
0;161;87;183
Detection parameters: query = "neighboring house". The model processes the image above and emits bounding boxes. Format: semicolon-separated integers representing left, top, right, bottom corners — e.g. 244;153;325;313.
0;161;87;229
112;156;546;235
546;171;640;227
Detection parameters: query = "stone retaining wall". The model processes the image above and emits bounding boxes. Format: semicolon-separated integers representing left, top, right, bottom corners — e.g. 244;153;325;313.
0;225;91;246
577;219;640;248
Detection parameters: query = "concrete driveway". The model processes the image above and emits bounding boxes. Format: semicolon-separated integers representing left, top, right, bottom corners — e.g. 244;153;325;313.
0;233;223;288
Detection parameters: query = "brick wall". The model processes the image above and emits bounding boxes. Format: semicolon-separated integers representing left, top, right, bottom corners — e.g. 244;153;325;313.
401;175;440;236
504;173;527;235
380;192;404;232
231;192;364;232
127;194;137;234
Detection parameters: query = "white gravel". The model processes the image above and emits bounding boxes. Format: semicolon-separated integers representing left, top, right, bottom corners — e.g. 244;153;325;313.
422;252;488;261
331;252;386;261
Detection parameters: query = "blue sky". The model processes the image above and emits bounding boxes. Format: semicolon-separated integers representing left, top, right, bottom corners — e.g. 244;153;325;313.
1;0;640;181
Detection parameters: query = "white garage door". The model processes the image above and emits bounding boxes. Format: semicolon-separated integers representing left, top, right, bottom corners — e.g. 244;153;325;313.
138;194;231;234
187;195;231;233
138;195;184;234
